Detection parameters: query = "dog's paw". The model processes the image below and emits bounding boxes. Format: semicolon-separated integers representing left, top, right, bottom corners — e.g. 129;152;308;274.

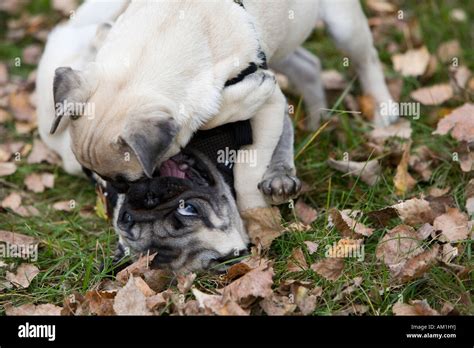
258;170;302;205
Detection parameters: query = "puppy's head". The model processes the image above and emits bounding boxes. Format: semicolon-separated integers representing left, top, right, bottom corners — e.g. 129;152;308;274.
49;1;276;182
106;150;249;272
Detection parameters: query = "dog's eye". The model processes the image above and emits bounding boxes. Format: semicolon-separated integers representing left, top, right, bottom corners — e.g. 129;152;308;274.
176;203;198;216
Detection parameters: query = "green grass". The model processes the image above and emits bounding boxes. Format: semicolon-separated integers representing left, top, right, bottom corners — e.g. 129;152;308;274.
0;0;473;315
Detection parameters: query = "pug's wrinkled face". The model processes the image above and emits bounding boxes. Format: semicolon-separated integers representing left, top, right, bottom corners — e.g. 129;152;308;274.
103;151;249;272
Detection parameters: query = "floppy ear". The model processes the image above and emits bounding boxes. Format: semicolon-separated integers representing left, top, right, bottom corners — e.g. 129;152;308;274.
119;115;179;178
51;67;89;134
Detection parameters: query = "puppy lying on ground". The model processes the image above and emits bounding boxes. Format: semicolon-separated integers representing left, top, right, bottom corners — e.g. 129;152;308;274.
102;115;299;272
41;0;399;215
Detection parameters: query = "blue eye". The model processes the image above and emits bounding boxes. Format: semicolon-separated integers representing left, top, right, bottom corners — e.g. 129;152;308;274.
177;203;198;216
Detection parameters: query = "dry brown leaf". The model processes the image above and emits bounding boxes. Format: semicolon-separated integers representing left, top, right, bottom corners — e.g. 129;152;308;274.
240;207;283;249
294;285;322;315
52;0;78;15
260;293;297;315
409;146;436;182
376;225;422;266
192;288;249;315
52;200;74;212
410;84;454;106
1;192;22;210
24;173;55;193
329;209;374;238
85;290;117;315
452;65;472;89
6;263;40;288
116;253;157;283
369;119;412;144
22;44;42;65
392;46;431;77
335;304;369;316
9;90;36;123
0;229;37;247
0;62;8;84
304;241;318;255
220;260;274;305
310;258;344;281
287;247;308;272
393;300;439;315
394;141;417;196
27;139;60;165
0;162;17;176
327;158;381;185
433;103;474;143
333;277;363;301
433;207;469;242
113;276;152;315
13;205;40;217
294;199;317;225
366;0;396;13
437;40;461;63
5;303;62;316
441;243;458;263
392;244;439;283
358;95;375;121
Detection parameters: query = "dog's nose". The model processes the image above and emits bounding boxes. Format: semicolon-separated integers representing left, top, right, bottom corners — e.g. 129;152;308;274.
144;192;159;209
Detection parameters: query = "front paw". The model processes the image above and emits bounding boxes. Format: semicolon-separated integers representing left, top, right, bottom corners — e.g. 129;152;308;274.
258;170;302;205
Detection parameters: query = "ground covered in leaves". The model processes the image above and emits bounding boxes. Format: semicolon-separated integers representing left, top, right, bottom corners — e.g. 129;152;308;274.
0;0;473;316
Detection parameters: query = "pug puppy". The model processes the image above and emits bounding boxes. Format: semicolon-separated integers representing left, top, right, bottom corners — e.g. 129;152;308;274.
100;114;299;272
39;0;399;214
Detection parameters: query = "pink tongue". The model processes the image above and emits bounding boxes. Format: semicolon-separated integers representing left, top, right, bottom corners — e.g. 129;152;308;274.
159;159;186;178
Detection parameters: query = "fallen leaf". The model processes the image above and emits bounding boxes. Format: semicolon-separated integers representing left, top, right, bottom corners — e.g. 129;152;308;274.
27;139;60;165
52;0;78;15
409;146;436;182
410;84;454;105
85;290;117;315
1;192;22;210
335;304;368;316
304;241;318;255
433;208;469;242
0;162;17;176
0;62;8;84
369;119;412;144
294;285;322;315
294;199;317;225
22;44;42;65
8;90;36;123
240;207;283;249
310;258;344;281
433;103;474;143
113;276;152;315
287;248;308;272
440;243;458;263
452;65;472;89
133;276;156;297
260;293;297;315
6;263;40;288
333;277;363;301
366;0;396;13
220;260;274;305
327;158;381;185
450;8;467;22
52;200;74;212
393;299;439;315
24;173;55;193
358;95;375;121
437;40;461;63
376;225;422;266
5;303;62;316
394;141;417;195
392;46;431;77
193;288;248;315
0;230;37;247
392;244;439;283
329;209;374;238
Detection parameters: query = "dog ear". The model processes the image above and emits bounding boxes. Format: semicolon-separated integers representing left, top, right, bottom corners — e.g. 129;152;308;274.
119;115;179;178
51;67;89;134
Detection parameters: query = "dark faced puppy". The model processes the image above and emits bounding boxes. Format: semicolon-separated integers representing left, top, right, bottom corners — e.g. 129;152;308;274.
110;150;249;272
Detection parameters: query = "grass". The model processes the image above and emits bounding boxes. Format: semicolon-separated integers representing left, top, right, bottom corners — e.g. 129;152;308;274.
0;0;473;315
